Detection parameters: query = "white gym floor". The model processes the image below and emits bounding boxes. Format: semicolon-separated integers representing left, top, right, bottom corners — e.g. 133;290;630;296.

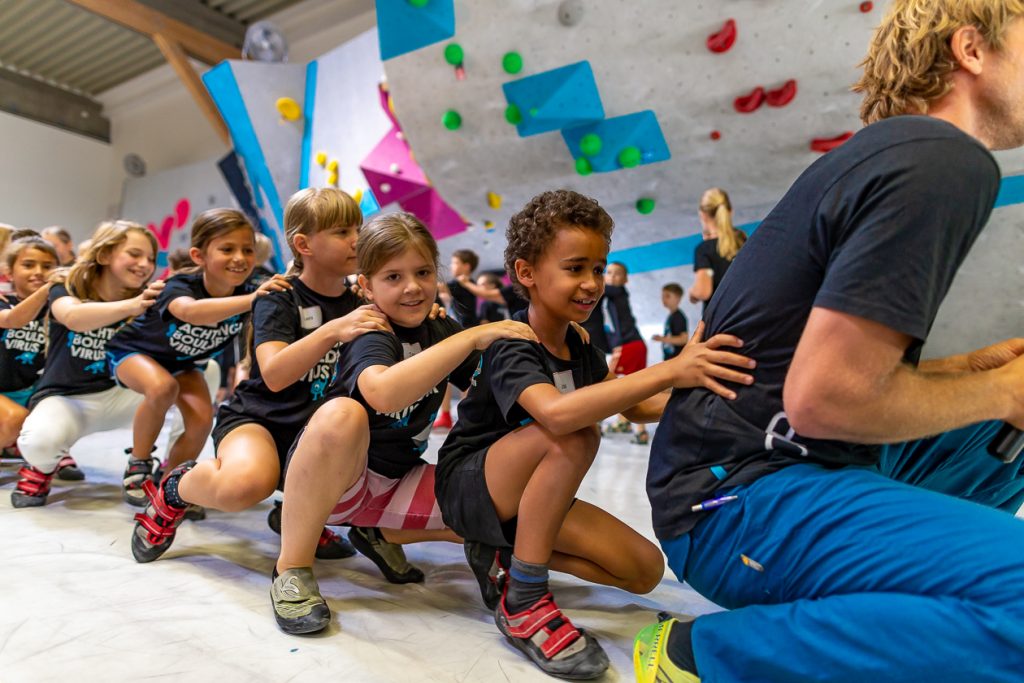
0;420;721;682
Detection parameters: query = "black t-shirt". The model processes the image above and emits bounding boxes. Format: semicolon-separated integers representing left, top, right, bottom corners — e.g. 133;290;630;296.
648;116;1001;541
662;310;688;360
602;284;641;347
32;284;127;404
500;285;529;316
693;237;744;306
328;316;478;480
435;311;609;489
580;296;610;353
447;279;479;328
218;279;361;430
0;295;48;392
107;272;248;365
479;300;507;323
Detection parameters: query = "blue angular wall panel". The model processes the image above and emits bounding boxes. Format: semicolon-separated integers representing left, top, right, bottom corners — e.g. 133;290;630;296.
502;61;604;137
562;110;671;173
377;0;455;61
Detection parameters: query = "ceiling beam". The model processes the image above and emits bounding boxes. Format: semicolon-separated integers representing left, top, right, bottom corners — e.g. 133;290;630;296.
134;0;245;49
64;0;241;65
0;67;110;142
152;34;230;147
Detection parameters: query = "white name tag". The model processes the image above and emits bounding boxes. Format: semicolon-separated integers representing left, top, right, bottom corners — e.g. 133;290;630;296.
299;306;323;330
552;369;576;394
402;342;422;359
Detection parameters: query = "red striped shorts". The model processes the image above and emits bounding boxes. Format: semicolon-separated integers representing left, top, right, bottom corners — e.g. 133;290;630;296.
326;462;446;530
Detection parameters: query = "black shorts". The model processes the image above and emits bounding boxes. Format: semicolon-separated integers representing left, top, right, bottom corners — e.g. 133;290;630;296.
436;448;518;548
211;406;302;489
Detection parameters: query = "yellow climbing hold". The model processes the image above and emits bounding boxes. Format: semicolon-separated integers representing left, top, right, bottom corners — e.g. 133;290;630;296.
327;171;338;187
276;97;301;121
327;159;339;173
315;151;327;167
487;192;502;210
353;188;363;203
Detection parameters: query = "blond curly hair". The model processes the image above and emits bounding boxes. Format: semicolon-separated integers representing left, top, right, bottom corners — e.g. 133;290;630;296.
854;0;1024;124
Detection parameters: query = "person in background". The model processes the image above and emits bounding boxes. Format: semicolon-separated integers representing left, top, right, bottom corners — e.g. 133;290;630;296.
689;188;747;314
435;249;481;430
42;226;77;267
476;272;508;322
457;270;529;317
652;283;689;360
166;248;194;274
603;261;651;444
251;233;276;288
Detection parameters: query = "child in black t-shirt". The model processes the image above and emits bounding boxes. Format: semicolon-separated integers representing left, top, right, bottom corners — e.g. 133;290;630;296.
603;261;653;443
0;236;57;455
129;188;389;564
268;212;536;635
13;221;164;507
434;190;754;679
652;282;689;360
434;249;482;430
476;272;509;322
107;209;290;506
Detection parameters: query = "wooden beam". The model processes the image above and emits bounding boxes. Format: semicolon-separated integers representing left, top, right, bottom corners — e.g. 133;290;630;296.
152;34;230;146
135;0;245;49
65;0;240;65
0;67;110;142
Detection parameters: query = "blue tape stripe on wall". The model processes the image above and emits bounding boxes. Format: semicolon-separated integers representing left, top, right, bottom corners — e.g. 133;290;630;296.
614;171;1024;274
299;60;318;189
203;62;288;272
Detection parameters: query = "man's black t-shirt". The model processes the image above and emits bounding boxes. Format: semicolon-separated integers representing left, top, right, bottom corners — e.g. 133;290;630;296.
693;237;745;310
435;311;609;491
662;310;688;360
446;279;479;328
107;272;248;365
0;295;48;392
32;284;125;404
327;316;478;480
648;116;1001;541
218;279;360;430
602;284;642;348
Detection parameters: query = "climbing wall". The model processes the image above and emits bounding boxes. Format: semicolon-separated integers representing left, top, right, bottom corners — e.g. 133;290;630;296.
376;0;1024;355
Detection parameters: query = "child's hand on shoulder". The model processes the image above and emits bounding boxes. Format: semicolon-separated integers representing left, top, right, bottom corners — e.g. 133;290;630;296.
254;274;292;297
668;321;755;399
130;280;165;315
428;302;446;320
570;321;590;344
332;304;392;343
471;320;538;350
651;334;665;342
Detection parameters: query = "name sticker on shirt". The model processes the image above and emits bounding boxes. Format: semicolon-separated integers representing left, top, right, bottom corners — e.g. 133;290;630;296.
552;369;576;394
299;306;323;330
402;342;422;359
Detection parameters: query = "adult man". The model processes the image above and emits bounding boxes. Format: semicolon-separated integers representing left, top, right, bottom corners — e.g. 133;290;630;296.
636;2;1024;681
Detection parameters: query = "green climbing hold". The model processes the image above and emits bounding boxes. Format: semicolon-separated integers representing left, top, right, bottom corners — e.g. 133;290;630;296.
408;0;429;7
636;198;656;214
580;133;602;157
505;104;522;125
618;146;642;168
528;107;539;118
442;109;462;130
444;43;464;66
502;51;523;74
575;158;593;176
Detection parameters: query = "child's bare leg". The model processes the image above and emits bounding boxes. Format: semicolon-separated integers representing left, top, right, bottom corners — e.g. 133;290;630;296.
177;424;279;511
276;398;369;574
380;527;461;544
165;370;213;469
116;354;178;459
0;394;28;447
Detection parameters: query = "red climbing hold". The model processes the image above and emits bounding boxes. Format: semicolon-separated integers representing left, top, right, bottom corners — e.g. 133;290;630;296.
810;131;854;153
710;130;722;141
734;86;765;114
859;1;873;12
766;79;798;107
707;19;737;54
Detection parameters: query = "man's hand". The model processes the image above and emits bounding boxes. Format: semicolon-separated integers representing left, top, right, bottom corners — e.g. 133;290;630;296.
967;338;1024;373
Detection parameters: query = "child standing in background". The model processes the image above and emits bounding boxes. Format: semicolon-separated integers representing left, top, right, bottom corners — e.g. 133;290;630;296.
106;209;289;506
435;249;481;430
12;221;163;507
602;261;650;444
652;283;689;360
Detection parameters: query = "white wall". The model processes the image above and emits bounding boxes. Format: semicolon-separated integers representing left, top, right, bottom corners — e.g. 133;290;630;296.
0;110;114;240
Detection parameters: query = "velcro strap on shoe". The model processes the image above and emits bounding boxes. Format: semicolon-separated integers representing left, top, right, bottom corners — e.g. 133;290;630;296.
142;479;186;521
539;620;582;659
125;457;158;479
505;594;561;639
16;465;52;495
318;527;340;547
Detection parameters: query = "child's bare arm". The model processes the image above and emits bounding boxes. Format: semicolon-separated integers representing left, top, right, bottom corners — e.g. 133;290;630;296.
0;283;51;328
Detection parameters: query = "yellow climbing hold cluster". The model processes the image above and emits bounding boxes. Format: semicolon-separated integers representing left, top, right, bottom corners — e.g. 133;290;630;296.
276;97;301;121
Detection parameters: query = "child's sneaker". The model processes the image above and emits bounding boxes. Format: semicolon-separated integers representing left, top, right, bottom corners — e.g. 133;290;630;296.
122;450;160;507
348;526;424;584
464;540;511;610
55;452;85;481
631;431;650;446
266;500;356;559
184;504;206;521
10;465;53;508
605;420;632;434
633;618;700;683
130;461;195;563
494;589;609;680
270;566;331;634
0;444;23;463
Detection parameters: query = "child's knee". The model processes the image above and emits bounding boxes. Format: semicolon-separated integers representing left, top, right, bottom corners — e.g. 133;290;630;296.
0;404;29;442
17;428;63;472
551;425;600;466
145;375;179;406
305;399;368;449
625;543;666;594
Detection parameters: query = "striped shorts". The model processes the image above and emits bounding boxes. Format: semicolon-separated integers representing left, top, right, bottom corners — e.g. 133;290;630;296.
326;462;446;530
